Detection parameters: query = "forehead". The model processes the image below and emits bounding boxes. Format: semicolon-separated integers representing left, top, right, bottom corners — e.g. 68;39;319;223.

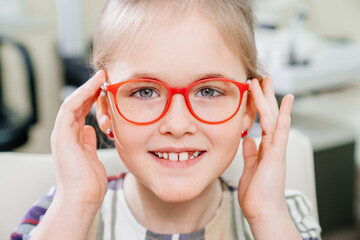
107;12;246;85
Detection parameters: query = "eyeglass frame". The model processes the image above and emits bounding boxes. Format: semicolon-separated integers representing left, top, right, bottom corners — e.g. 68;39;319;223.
102;78;251;125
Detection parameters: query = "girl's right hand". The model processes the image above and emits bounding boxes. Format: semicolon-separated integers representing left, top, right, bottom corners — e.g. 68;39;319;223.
51;70;108;207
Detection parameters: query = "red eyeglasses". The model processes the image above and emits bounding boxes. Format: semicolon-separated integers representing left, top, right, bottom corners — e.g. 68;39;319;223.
103;78;250;125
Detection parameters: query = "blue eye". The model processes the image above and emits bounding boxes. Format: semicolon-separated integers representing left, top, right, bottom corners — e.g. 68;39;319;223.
196;88;223;97
132;88;159;99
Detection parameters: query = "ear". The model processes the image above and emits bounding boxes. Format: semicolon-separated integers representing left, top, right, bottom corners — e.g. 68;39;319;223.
96;90;113;134
241;91;256;131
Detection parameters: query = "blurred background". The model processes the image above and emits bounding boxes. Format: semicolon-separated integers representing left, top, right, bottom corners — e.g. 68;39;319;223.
0;0;359;239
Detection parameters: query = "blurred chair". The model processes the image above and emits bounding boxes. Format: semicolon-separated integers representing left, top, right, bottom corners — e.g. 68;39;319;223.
0;129;318;239
0;35;38;151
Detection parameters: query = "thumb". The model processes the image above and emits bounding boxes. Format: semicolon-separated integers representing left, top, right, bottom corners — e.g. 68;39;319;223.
241;137;258;181
239;137;258;200
83;125;97;152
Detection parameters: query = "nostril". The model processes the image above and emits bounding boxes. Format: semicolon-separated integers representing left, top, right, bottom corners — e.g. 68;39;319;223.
159;99;198;136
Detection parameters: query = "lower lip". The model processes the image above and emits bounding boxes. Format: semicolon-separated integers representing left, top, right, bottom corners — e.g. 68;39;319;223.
150;152;205;169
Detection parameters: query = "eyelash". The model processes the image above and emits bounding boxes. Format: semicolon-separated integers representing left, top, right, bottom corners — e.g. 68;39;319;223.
130;88;160;100
128;86;225;100
195;87;224;98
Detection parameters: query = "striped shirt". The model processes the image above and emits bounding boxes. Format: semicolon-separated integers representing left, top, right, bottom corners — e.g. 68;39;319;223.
11;173;321;239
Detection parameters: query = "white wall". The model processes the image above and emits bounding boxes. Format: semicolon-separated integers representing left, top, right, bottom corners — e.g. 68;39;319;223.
307;0;360;43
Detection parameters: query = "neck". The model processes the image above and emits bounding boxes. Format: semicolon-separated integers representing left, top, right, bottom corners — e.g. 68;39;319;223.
123;173;223;234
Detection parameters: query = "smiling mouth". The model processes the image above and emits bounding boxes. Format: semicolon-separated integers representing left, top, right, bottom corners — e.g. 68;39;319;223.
150;151;205;161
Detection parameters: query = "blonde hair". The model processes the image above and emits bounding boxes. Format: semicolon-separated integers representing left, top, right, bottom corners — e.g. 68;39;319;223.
92;0;263;79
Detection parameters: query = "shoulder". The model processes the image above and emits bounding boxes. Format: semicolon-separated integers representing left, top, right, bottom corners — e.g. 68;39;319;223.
11;186;56;239
107;172;126;191
285;189;313;222
221;181;322;240
285;189;322;239
220;177;238;192
11;173;127;240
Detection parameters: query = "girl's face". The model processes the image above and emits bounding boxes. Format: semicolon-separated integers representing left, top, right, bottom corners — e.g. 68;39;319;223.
101;12;251;202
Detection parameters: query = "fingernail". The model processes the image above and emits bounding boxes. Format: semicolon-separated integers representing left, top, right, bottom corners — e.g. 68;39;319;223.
289;94;294;104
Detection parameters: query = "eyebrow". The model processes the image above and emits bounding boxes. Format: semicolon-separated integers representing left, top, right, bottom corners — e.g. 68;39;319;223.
125;72;238;82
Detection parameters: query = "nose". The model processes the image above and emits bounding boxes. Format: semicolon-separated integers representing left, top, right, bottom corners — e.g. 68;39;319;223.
159;94;198;137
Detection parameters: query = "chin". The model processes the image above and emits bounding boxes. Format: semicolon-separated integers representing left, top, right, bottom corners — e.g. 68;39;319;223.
151;179;205;203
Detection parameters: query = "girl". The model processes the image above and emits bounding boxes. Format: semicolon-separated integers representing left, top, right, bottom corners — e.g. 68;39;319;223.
12;0;321;239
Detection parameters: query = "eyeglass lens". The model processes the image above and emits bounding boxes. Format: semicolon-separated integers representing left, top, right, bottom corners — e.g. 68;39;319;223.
115;80;241;123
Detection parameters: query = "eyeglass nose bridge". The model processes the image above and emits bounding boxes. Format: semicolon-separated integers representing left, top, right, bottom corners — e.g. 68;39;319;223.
165;87;193;114
168;87;188;96
166;87;192;108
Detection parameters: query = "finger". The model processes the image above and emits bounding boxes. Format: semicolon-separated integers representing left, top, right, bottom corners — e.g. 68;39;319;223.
72;95;99;147
62;70;106;112
243;137;259;171
250;79;276;135
272;94;294;153
250;79;270;116
55;91;101;146
239;138;258;197
52;71;106;146
74;90;101;123
83;125;97;152
260;77;279;116
55;71;106;130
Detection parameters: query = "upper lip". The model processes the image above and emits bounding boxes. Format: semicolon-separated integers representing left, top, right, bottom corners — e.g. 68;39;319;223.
149;147;205;153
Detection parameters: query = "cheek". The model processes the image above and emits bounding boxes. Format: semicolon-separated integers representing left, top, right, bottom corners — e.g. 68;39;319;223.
212;113;242;166
112;124;155;187
114;125;149;155
109;111;151;167
206;115;243;171
108;100;148;149
211;113;243;149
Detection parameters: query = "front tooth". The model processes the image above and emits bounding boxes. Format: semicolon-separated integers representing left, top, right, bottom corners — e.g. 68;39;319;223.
163;153;168;159
169;153;178;161
179;152;188;161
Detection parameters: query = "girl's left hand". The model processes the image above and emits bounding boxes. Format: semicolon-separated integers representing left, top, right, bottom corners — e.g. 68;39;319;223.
237;77;294;223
